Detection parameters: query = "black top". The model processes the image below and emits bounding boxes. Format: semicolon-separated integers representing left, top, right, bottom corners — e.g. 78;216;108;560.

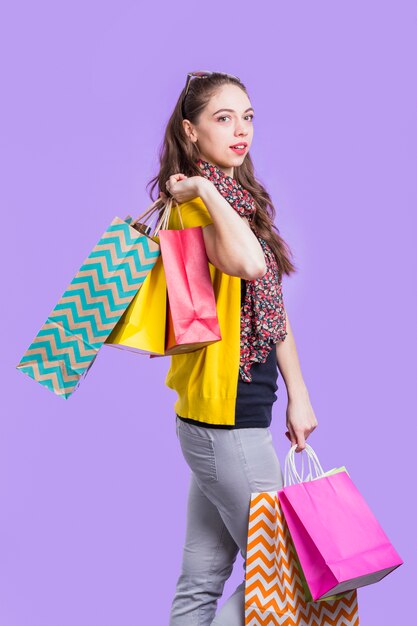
177;279;279;429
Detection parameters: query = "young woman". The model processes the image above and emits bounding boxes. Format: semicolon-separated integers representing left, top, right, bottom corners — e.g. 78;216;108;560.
148;71;318;626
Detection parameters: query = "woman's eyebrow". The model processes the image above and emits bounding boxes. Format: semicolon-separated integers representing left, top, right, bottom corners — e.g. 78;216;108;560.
212;107;255;116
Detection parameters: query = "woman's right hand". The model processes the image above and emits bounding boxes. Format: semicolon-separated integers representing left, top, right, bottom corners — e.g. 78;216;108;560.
164;173;209;204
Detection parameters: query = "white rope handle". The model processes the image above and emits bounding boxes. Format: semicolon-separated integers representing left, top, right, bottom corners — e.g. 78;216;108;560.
283;443;325;487
284;445;303;486
288;443;325;484
305;445;325;479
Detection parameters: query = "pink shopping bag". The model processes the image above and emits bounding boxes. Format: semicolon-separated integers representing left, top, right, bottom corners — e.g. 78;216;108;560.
158;204;221;355
278;444;404;602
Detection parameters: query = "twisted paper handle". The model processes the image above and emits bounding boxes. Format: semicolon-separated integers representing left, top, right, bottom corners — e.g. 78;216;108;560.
130;195;184;237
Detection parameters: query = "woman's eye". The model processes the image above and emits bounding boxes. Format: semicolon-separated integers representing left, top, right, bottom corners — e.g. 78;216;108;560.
217;114;255;122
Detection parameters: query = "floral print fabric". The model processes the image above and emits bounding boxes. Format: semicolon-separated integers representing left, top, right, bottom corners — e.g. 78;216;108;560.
196;158;287;382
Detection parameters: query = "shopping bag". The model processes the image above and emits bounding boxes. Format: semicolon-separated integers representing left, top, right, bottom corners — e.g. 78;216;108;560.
278;444;404;602
244;490;360;625
16;199;168;398
159;216;221;354
282;448;352;603
105;198;221;356
105;251;168;356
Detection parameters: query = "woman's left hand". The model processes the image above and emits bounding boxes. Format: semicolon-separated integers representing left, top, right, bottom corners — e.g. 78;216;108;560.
285;389;318;452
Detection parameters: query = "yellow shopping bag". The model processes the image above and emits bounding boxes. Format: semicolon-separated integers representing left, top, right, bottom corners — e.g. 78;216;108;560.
105;250;167;356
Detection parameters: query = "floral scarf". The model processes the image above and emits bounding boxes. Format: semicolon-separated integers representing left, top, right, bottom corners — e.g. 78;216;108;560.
196;158;287;382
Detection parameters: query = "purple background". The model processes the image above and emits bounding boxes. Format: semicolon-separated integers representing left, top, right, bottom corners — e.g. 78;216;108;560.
2;1;415;624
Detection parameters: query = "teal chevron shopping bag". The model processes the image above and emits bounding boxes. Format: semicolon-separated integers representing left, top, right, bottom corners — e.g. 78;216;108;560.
16;198;173;398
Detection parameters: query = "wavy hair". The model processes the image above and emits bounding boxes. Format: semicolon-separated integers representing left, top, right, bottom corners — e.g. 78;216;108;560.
146;72;297;279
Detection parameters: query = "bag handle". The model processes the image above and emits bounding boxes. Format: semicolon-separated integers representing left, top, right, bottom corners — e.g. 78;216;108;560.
132;197;164;224
283;443;325;486
130;195;185;236
284;443;325;486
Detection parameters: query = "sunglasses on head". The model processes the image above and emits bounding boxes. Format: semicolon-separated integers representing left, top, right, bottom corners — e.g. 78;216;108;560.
182;71;241;116
184;70;241;97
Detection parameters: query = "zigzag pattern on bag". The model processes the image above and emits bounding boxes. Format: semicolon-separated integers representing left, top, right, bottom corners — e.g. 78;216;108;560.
244;492;360;625
17;218;160;398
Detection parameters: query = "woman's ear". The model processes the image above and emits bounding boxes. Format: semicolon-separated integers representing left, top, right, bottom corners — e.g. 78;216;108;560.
182;119;197;143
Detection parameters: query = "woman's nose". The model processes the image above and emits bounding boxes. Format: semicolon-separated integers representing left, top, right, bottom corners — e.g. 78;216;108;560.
234;124;248;136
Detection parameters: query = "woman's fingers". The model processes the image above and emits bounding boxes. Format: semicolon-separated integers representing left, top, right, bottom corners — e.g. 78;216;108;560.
165;173;190;202
285;425;298;449
294;430;306;452
166;173;187;190
285;426;306;452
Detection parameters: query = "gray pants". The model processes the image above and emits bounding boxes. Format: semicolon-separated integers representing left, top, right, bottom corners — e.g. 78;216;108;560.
169;415;284;626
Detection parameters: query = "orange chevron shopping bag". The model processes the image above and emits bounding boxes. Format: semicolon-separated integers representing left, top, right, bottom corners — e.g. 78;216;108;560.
16;197;172;399
244;490;360;625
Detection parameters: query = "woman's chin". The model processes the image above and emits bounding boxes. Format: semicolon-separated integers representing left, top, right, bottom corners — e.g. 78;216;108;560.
233;152;248;163
225;152;247;166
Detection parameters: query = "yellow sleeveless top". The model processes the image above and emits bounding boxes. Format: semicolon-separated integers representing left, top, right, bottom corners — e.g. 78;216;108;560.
164;196;241;426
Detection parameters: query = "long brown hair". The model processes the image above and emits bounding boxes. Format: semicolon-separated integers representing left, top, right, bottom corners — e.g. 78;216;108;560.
146;72;297;278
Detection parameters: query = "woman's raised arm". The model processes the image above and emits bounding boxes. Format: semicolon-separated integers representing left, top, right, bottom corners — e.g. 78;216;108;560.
198;178;267;279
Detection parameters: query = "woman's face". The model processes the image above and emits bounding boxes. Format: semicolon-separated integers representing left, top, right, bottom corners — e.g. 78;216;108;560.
183;83;254;177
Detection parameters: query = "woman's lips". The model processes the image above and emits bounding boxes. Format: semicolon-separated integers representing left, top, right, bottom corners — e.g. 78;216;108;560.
230;145;247;155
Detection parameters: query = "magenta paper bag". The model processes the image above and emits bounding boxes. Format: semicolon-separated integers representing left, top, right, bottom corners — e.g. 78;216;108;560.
278;444;403;602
